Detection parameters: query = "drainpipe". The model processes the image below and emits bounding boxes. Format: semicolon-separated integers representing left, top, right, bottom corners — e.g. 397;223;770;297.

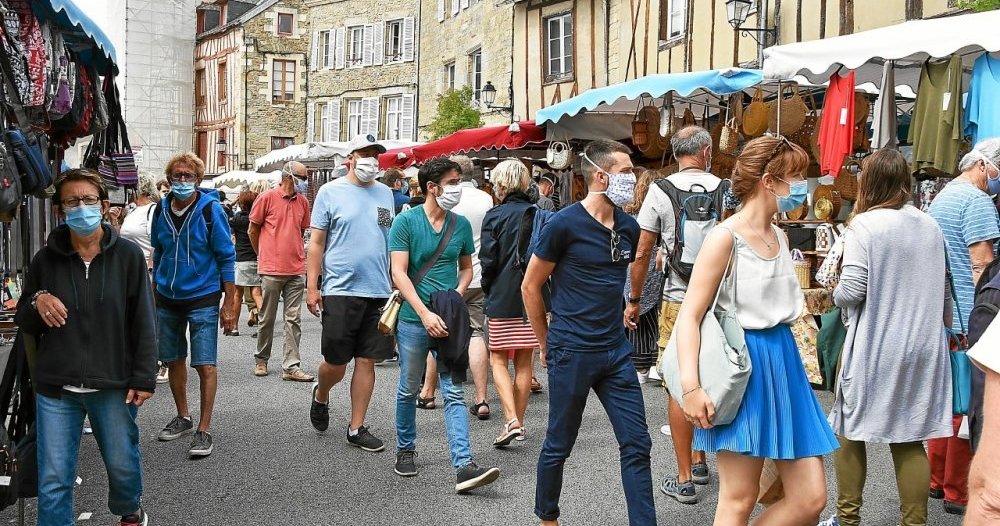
414;0;423;140
758;0;769;66
509;5;515;123
604;0;610;85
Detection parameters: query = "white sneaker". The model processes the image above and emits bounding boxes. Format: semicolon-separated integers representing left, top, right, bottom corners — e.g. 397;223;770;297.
660;424;671;436
648;367;661;381
637;370;649;384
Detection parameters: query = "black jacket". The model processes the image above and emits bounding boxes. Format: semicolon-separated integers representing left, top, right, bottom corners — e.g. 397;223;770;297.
15;224;158;397
481;193;551;318
429;289;470;383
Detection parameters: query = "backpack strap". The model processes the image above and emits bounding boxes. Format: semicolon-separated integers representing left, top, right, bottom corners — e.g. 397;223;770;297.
514;205;539;271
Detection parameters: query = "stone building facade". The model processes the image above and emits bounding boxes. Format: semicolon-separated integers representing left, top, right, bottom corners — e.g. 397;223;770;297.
305;0;419;144
416;0;515;139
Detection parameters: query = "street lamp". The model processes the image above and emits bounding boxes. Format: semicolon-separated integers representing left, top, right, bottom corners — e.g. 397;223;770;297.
216;136;238;172
481;81;514;120
725;0;776;46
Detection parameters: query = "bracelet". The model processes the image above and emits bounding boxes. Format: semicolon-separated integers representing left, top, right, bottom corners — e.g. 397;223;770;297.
682;386;701;397
627;296;641;304
30;290;49;309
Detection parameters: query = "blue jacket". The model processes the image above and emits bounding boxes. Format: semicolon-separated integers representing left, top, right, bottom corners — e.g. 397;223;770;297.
151;188;236;300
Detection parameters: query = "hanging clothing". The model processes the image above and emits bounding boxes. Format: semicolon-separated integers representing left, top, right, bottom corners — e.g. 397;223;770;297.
817;72;856;177
909;55;964;177
964;53;1000;145
871;61;898;150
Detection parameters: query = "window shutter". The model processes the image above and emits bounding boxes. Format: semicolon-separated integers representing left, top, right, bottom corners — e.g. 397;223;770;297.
461;0;469;9
402;17;415;62
310;31;319;71
362;24;374;67
451;0;459;15
324;30;334;69
306;101;316;142
437;0;445;21
334;27;346;69
372;22;384;66
400;94;415;141
360;97;380;136
327;98;341;141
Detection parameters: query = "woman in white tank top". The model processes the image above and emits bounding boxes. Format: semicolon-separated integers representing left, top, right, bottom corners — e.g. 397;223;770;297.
675;136;838;525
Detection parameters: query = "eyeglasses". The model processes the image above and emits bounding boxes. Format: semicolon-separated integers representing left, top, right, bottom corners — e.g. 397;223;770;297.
62;195;101;209
170;172;197;182
610;230;622;263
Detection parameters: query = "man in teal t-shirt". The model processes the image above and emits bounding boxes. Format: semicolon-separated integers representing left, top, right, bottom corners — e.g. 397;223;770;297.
387;157;500;494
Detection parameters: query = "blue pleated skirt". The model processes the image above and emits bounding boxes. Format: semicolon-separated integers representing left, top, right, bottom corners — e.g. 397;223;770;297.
693;324;839;460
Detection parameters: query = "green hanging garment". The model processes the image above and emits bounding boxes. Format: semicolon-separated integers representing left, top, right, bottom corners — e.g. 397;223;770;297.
908;55;964;177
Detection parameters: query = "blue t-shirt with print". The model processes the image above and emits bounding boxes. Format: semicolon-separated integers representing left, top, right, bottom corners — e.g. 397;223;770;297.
310;177;396;298
533;202;640;352
928;180;1000;331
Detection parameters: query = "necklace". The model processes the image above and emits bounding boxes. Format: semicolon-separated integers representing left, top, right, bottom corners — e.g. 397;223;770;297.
740;213;777;249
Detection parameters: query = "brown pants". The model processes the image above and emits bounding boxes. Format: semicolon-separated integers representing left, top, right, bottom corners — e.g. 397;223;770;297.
254;275;305;371
834;436;930;526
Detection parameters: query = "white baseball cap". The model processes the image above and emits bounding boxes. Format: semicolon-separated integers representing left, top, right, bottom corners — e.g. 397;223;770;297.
346;134;387;154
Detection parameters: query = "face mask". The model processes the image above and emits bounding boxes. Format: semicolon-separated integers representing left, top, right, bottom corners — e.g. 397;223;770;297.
984;158;1000;195
436;184;463;210
583;154;636;208
354;157;380;183
172;181;196;200
65;204;103;235
771;177;809;213
294;178;309;194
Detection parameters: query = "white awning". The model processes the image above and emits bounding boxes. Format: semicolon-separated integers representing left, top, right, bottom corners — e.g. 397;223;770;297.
254;140;422;172
763;10;1000;89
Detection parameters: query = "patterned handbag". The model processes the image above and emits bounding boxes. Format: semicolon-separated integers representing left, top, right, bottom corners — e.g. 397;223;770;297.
98;80;137;186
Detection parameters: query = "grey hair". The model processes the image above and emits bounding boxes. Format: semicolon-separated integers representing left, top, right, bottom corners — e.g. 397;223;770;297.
959;137;1000;172
581;139;632;185
136;174;158;201
450;155;480;185
670;126;712;158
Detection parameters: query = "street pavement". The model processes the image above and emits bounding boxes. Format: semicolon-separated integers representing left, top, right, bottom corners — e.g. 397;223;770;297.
1;309;967;525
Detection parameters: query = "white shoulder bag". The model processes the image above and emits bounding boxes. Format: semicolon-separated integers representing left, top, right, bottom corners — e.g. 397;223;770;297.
659;229;752;426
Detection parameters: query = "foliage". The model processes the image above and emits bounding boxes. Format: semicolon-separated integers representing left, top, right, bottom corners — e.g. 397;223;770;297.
956;0;1000;12
428;87;483;139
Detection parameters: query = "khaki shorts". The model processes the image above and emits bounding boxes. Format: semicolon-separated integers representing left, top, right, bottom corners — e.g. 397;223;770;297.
464;288;485;338
656;301;683;366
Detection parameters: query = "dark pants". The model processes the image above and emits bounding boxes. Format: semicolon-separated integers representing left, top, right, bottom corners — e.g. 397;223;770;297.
534;340;656;525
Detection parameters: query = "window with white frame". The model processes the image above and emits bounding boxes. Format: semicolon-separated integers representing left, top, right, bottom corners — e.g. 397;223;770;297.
385;19;404;63
346;26;364;67
661;0;687;41
384;96;404;140
320;102;330;141
544;13;573;81
321;31;332;68
468;50;482;100
346;99;363;140
445;62;456;91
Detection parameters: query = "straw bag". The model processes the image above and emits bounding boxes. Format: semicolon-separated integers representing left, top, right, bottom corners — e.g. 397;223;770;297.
791;249;811;289
854;92;870;125
768;84;808;136
792;90;819;161
377;291;403;335
720;118;741;155
835;159;860;201
636;105;669;160
812;185;842;221
546;141;573;170
631;103;650;147
742;88;769;137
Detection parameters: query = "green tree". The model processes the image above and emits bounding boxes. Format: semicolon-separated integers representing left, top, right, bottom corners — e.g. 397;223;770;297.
956;0;1000;11
428;87;483;139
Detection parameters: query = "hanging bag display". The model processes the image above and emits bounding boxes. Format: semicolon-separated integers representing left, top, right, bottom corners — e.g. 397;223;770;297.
0;140;21;217
835;159;860;201
98;82;137;186
768;84;808;135
742;87;769;138
546;141;573;170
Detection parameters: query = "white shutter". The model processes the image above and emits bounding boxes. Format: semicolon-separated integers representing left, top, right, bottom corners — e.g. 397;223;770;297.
334;27;346;69
400;94;415;141
327;98;341;141
361;97;380;136
310;31;319;71
362;24;374;67
461;0;469;9
402;17;415;62
325;30;334;69
451;0;459;15
372;22;384;66
306;101;316;142
437;0;445;21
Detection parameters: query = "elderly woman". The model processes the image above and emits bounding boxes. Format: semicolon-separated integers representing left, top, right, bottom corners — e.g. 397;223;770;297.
821;149;953;526
16;169;157;526
480;159;551;446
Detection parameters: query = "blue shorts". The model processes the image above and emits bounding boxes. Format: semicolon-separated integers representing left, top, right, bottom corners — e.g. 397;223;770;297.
157;305;220;367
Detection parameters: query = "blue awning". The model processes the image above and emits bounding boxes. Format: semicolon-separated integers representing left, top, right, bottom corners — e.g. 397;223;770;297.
536;68;765;125
32;0;118;72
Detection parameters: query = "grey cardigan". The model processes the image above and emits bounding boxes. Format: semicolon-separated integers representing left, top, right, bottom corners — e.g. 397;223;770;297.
831;206;953;443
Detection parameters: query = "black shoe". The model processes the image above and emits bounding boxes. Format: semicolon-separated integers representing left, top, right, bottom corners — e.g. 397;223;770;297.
929;488;945;499
119;509;148;526
310;383;329;432
347;425;385;452
395;450;418;477
691;462;710;485
157;416;193;441
943;500;966;515
455;462;500;493
189;431;213;457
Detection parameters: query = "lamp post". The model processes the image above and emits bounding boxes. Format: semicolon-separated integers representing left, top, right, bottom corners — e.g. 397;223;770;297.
481;81;515;123
216;136;238;173
725;0;776;61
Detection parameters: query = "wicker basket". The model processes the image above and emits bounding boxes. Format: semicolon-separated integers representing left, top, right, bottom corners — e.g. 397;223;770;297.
794;261;812;289
635;105;669;159
836;160;860;201
743;88;769;138
768;84;808;136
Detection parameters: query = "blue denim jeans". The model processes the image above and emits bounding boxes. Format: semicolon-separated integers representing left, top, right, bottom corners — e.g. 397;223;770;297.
157;305;220;366
534;340;656;525
37;390;143;525
395;319;473;470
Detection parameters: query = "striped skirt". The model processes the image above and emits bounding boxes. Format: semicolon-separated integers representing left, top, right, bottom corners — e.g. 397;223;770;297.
487;317;539;351
626;304;660;369
693;324;839;460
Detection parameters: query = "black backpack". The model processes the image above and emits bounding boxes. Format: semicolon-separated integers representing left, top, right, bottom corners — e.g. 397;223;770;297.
965;256;1000;451
656;177;730;283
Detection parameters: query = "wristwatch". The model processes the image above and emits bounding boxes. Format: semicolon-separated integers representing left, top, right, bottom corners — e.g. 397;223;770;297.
627;296;641;304
30;290;49;309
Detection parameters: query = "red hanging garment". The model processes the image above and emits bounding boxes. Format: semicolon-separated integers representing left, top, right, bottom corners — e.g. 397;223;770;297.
817;71;855;177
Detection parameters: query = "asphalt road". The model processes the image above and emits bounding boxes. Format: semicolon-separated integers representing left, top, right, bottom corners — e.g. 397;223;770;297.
0;309;967;525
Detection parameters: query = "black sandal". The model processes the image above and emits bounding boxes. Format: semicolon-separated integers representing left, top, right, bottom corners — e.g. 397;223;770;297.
470;400;490;420
416;397;436;410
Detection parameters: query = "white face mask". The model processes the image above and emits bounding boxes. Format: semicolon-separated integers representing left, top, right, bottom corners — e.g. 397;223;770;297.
354;157;380;183
583;153;636;208
294;178;309;194
436;184;463;210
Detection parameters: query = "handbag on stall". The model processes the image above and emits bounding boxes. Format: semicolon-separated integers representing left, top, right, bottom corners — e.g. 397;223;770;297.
768;84;808;136
742;88;769;137
98;83;137;186
660;229;752;426
4;127;50;196
836;159;860;201
0;140;21;217
546;141;573;170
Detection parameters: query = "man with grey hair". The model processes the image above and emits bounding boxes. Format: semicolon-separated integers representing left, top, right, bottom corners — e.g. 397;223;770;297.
927;137;1000;515
626;124;723;505
249;160;315;382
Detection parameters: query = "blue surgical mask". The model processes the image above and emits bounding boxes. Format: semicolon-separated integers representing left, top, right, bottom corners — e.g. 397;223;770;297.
773;178;809;213
65;204;103;235
172;181;196;200
984;158;1000;195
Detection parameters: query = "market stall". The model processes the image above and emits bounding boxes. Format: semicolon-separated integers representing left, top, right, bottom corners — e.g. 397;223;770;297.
254;139;422;173
378;121;547;170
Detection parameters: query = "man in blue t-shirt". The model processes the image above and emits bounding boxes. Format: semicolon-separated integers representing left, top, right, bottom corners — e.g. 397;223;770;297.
305;135;396;454
522;139;656;526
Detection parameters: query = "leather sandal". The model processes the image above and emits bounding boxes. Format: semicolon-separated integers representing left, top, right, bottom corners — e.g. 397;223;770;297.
416;396;436;410
470;400;490;420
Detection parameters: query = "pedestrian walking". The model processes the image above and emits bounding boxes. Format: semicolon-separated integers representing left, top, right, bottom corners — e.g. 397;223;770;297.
151;153;237;458
305;135;395;453
621;167;662;381
675;136;837;525
17;168;157;526
967;344;1000;524
536;172;557;211
388;157;501;493
522;139;656;526
231;190;262;337
480;159;550;447
249;161;315;382
626;126;722;504
383;167;411;214
819;149;954;526
926;137;1000;515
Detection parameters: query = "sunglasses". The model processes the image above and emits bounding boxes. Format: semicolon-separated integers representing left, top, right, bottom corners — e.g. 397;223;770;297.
764;135;793;166
611;231;622;263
